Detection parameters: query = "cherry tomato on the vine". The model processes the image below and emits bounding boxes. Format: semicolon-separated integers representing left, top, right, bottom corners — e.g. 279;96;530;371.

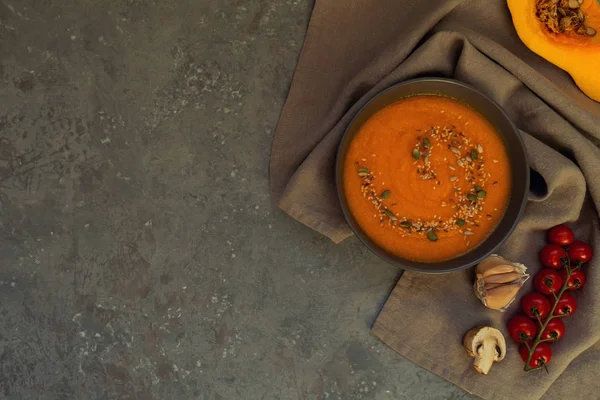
507;315;538;343
539;244;567;269
547;225;575;246
568;240;593;264
561;268;586;290
522;292;551;319
552;292;577;316
519;342;552;368
533;268;563;295
541;318;565;342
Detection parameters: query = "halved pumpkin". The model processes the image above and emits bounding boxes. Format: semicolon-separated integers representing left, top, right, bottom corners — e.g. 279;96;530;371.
507;0;600;101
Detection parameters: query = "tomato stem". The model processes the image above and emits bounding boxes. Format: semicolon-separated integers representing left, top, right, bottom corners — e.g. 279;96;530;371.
524;254;573;372
534;310;543;327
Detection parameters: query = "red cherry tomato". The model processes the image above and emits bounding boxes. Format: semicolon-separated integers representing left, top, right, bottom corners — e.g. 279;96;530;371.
552;292;577;316
507;315;538;343
568;240;593;264
539;244;567;269
547;225;575;246
521;292;551;319
561;269;586;290
541;318;565;342
519;342;552;368
533;268;563;295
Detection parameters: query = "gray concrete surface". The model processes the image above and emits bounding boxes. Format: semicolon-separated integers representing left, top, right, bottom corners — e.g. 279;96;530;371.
0;1;476;399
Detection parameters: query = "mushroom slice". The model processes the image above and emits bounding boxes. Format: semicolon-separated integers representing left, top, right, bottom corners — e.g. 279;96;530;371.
463;326;506;375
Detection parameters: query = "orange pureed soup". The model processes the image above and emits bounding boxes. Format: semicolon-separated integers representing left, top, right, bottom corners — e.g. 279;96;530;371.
343;95;511;263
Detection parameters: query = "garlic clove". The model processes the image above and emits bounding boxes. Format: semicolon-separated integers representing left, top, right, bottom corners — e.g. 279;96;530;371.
483;282;524;310
474;254;529;311
484;271;524;284
477;256;518;278
484;282;504;291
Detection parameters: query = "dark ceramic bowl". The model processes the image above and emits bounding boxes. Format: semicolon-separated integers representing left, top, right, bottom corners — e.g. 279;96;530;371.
336;78;529;273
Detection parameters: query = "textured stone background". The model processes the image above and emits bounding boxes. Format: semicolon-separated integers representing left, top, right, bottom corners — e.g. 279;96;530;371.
0;1;474;399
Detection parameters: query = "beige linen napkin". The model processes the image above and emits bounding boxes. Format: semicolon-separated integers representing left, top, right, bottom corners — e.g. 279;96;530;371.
270;1;600;399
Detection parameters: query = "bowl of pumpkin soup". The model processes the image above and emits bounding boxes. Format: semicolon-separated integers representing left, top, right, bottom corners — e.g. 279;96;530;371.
336;78;529;273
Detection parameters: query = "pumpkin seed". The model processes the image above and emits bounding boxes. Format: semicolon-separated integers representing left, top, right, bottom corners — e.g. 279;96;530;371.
381;190;391;199
474;185;483;192
423;137;431;148
427;231;438;242
477;190;487;198
456;219;466;227
412;149;421;160
558;7;567;17
587;26;597;36
471;150;478;161
450;147;460;154
467;193;478;202
457;159;464;167
560;16;573;28
358;167;369;173
568;0;580;8
464;230;474;236
466;155;472;162
400;221;411;228
477;144;483;153
450;176;458;182
358;172;368;177
384;209;397;220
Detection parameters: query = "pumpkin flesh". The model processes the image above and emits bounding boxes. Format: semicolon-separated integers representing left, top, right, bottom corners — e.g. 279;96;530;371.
507;0;600;101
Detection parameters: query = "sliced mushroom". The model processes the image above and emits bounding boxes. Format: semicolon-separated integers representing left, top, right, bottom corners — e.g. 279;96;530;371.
463;326;506;375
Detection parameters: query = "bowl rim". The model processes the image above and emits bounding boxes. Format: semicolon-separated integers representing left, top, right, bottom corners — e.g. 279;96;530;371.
335;77;529;274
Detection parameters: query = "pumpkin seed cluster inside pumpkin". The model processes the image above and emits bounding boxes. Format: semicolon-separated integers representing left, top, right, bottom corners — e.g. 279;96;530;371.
536;0;596;36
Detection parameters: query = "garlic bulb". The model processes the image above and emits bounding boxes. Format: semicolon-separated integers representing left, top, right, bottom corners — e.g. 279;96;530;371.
474;254;529;311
